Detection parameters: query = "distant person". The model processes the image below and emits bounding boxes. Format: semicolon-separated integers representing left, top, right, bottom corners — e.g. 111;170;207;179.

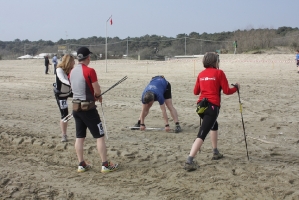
44;55;51;74
53;54;74;142
69;47;119;173
132;75;182;133
296;50;299;73
52;54;58;74
184;52;240;171
233;40;238;54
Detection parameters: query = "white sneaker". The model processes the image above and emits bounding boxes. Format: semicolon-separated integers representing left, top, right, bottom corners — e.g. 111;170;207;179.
77;163;92;172
101;162;119;173
61;134;68;142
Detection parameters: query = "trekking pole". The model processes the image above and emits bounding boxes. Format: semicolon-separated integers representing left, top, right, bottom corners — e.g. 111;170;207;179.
100;103;109;140
61;113;73;123
127;127;164;131
95;75;128;98
232;84;249;161
62;76;128;123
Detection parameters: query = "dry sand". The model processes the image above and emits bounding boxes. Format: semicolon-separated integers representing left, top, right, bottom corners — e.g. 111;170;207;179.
0;54;299;199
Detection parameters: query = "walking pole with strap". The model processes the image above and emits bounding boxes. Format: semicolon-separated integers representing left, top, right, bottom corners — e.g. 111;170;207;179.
100;103;108;140
232;84;249;161
95;76;128;98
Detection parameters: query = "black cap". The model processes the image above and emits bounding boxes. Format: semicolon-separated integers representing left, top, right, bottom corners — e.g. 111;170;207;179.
77;47;92;60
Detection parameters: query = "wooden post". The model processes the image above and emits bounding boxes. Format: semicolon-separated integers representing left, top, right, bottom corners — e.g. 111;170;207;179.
193;60;195;77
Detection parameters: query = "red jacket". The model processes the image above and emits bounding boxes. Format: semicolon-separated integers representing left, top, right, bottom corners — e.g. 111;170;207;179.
194;68;237;106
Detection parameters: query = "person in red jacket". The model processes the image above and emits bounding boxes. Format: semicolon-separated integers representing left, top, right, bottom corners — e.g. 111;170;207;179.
184;52;240;171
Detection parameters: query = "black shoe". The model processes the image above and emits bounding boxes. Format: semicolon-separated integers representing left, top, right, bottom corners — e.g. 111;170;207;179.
184;161;198;171
131;123;140;130
174;125;182;133
212;153;223;160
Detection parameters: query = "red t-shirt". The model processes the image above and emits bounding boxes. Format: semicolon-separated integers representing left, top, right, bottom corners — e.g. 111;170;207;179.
194;68;237;106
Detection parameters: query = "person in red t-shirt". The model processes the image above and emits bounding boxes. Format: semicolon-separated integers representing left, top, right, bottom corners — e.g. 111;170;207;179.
184;52;240;171
69;47;118;173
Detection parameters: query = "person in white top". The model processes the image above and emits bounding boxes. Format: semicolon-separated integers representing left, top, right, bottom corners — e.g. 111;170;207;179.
53;54;75;142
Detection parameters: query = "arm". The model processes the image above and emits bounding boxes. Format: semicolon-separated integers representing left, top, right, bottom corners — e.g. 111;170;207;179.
219;71;237;95
193;76;201;95
57;69;70;86
92;81;102;103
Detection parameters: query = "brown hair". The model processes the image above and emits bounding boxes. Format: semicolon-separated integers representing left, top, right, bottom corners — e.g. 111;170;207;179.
202;52;219;68
57;54;75;75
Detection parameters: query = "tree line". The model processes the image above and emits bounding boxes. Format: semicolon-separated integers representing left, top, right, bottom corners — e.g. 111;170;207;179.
0;26;298;60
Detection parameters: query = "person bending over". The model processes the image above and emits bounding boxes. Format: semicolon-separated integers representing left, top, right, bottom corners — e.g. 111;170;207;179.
133;75;181;133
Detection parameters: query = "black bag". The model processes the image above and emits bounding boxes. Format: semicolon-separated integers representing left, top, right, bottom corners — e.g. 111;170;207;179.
196;98;209;115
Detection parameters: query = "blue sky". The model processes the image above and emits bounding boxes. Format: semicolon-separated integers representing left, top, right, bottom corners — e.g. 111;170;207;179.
0;0;297;42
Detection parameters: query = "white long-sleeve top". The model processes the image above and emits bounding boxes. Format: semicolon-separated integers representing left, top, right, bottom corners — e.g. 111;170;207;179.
54;68;71;98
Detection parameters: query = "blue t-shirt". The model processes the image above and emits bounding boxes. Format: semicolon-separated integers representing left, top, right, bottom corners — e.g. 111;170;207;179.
141;76;168;105
52;56;58;65
296;53;299;61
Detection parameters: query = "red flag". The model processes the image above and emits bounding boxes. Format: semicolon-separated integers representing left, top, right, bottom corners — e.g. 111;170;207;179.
110;18;113;25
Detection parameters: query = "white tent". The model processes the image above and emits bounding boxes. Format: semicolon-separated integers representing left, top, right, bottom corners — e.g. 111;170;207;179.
71;51;77;57
33;53;49;59
17;55;33;59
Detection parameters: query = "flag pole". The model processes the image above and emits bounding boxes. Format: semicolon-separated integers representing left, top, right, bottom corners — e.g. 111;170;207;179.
105;15;112;73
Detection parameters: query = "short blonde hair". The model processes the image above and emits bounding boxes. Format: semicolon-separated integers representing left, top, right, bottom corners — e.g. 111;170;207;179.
57;54;74;75
202;52;218;68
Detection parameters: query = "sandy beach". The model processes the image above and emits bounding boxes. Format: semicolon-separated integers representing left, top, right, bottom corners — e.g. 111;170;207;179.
0;54;299;199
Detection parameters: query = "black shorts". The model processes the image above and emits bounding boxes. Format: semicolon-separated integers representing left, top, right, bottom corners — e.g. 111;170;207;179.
73;108;105;139
163;82;172;99
55;95;69;119
197;103;219;141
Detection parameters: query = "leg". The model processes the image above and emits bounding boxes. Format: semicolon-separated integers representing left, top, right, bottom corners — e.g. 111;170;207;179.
75;138;85;162
96;137;107;162
73;111;87;162
189;138;204;157
83;109;107;162
60;121;67;134
210;122;223;159
85;109;119;172
165;99;182;133
210;130;218;149
185;138;203;171
56;97;69;141
186;105;219;163
165;99;179;123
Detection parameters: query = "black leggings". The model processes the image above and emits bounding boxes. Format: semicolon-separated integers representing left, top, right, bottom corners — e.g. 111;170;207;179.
45;65;49;74
55;95;69;119
197;103;219;141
